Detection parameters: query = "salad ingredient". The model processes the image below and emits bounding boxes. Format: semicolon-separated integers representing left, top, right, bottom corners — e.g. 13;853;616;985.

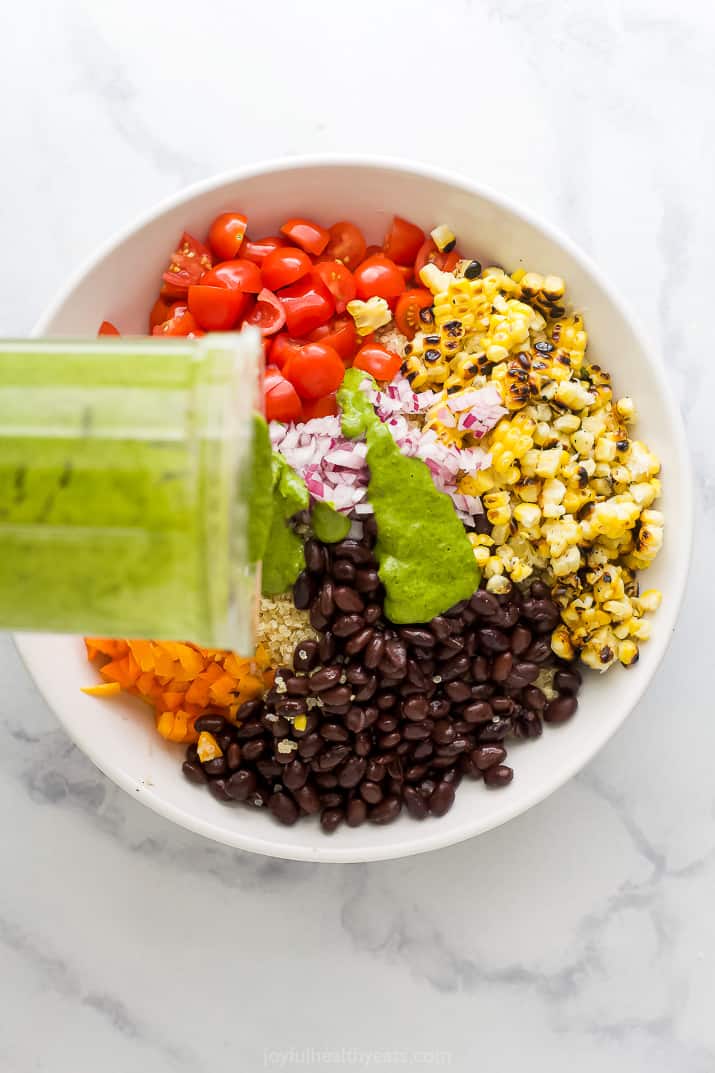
353;342;401;381
262;453;310;596
283;342;345;400
269;334;304;370
280;273;334;336
256;593;317;668
314;260;357;313
337;369;480;621
309;316;358;362
149;296;174;330
152;304;200;337
187;284;246;330
208;212;248;261
98;320;120;336
181;531;582;827
394;288;434;339
246;288;286;335
202;258;263;293
354;254;406;302
243;415;274;563
302;394;339;419
346;296;392;336
161;232;213;298
86;637;273;741
323;220;367;268
311;500;351;543
265;374;303;423
240;235;286;265
80;681;121;697
383;215;425;266
261;247;313;291
413;237;460;278
280;218;330;257
430;224;457;253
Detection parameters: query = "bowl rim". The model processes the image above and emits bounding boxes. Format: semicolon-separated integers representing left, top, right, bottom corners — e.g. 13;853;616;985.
19;153;694;862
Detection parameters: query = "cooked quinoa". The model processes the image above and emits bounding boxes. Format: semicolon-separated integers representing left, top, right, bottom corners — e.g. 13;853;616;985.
257;594;316;668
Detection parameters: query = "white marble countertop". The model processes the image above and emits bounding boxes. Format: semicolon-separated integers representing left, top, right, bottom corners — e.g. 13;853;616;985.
1;0;713;1069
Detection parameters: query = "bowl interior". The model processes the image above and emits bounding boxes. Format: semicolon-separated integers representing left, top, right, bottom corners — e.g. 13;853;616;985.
18;160;692;862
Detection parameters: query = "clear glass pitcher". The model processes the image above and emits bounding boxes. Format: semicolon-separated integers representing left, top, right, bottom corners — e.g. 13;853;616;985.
0;331;261;651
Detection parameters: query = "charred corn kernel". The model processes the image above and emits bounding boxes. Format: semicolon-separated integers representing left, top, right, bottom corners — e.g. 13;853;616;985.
554;413;581;433
551;625;575;660
555;379;595;410
419;262;455;294
618;640;639;666
197;731;222;762
460;470;496;496
486;574;512;594
430;224;456;252
535;448;563;478
616;396;636;422
552;546;582;577
514;502;542;528
542;275;565;301
520;272;544;297
347;297;391;335
472;545;491;567
484;556;505;577
637;589;662;612
483;490;511;526
595;435;618;462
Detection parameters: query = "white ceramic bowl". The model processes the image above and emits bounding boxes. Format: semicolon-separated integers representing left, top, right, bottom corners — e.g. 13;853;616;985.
17;156;692;862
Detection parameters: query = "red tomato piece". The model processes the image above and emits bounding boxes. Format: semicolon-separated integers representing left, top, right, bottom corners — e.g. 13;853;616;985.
149;296;174;330
262;247;313;291
353;254;406;302
240;235;286;266
302;393;338;419
98;320;120;336
245;288;287;336
383;216;425;266
269;333;304;371
280;218;330;257
323;221;367;269
414;238;461;278
314;260;356;314
395;288;435;339
152;305;199;337
161;232;213;295
265;377;303;423
202;259;263;293
279;273;335;337
208;212;248;261
360;244;382;263
308;316;358;363
188;285;245;331
353;343;402;381
283;342;345;400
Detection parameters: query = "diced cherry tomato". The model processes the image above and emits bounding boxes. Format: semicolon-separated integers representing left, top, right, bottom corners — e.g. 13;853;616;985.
302;393;338;419
98;320;120;336
323;221;367;268
149;296;174;330
280;218;330;257
279;273;334;337
270;333;304;370
264;364;285;391
308;316;358;363
208;212;248;261
414;238;461;278
245;288;286;336
383;216;425;266
360;244;382;263
314;260;356;313
353;254;406;302
395;288;434;339
152;305;199;337
353;342;402;381
265;377;303;423
283;342;345;400
240;235;286;266
202;259;263;293
262;247;313;291
161;232;213;296
188;285;245;331
397;265;414;285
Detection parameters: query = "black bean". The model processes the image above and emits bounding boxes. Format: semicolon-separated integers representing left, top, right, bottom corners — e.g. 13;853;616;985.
430;616;452;642
429;781;456;817
377;713;399;731
491;697;514;715
344;627;374;655
346;798;368;826
320;722;350;743
376;690;397;711
477;627;511;653
319;791;343;809
319;632;337;663
369;796;402;824
225;743;242;771
273;701;302;721
378;731;401;751
471;745;506;771
364;634;385;669
241;738;266;762
428;698;451;719
446;599;469;617
317;580;334;618
385;638;407;670
320;685;352;707
339;756;367;788
406;659;429;689
194;714;228;734
471;682;495;700
257;759;282;779
182;760;207;784
360;781;383;804
554;668;582;694
333;614;365;637
298;732;323;760
524;639;552;663
491;604;521;629
444;680;471;703
207;779;233;802
225;769;257;800
403;721;433;741
441;655;470;682
471;655;490;681
331;559;356;583
523;685;547;711
320;808;344;833
405;763;430;782
346;707;367;733
484;764;514;788
354;676;377;702
510;625;532;656
282;758;308;791
478;718;511;742
284;675;310;696
403;785;429;819
544;695;578;723
334;539;374;564
203;757;227;776
293;783;321;814
399;627;435;648
492;651;514;682
304;539;327;574
512;708;543;739
437;637;465;660
293;571;315;609
236;699;263;722
308;666;341;693
354;731;373;757
470;590;499;617
355;568;380;592
313;772;338;789
431;719;456;745
364;604;382;624
365;759;386;782
435;737;469;758
269;791;299;825
401;695;429;721
442;767;462;787
215;733;233;753
309;604;330;631
334;586;365;613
